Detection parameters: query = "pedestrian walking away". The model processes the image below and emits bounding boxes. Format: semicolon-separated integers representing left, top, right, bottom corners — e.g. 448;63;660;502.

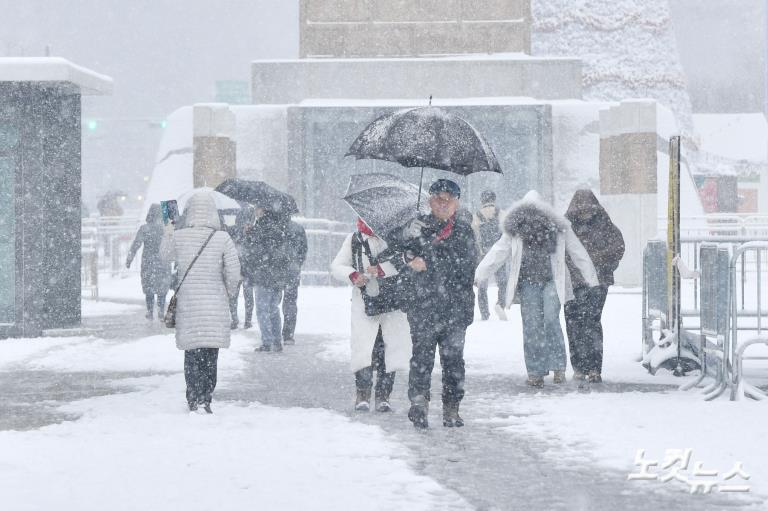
331;218;412;412
242;208;293;353
564;189;625;384
475;190;599;388
126;204;172;320
387;179;477;429
471;190;508;321
281;219;308;345
160;192;241;413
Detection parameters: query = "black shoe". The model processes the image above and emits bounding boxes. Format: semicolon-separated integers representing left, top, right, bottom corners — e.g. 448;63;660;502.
202;402;213;414
408;396;429;429
188;401;198;412
257;344;271;352
283;338;295;346
355;389;371;412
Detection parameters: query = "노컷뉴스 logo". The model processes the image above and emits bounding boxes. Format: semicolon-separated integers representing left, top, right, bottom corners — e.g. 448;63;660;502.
628;449;751;494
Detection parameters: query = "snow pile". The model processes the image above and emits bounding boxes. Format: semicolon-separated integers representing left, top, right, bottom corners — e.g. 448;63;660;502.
0;374;468;511
532;0;694;133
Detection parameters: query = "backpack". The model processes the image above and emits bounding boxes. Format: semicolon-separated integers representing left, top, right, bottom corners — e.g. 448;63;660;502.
350;232;407;316
477;208;501;253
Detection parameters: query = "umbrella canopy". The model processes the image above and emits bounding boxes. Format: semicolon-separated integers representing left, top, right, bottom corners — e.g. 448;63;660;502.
346;106;503;176
215;178;298;216
177;187;240;212
343;173;430;236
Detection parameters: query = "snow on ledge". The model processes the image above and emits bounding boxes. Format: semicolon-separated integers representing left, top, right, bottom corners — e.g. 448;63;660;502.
0;57;112;95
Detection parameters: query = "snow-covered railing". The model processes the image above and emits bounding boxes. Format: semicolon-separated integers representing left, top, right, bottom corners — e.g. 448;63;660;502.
660;215;768;240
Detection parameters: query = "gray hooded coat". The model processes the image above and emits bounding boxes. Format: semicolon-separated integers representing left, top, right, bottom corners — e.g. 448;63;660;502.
161;193;241;350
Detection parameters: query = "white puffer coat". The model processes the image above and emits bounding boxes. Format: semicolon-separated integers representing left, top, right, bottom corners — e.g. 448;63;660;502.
331;232;412;373
161;193;241;350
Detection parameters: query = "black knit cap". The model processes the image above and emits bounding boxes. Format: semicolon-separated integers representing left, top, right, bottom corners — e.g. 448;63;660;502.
429;179;461;198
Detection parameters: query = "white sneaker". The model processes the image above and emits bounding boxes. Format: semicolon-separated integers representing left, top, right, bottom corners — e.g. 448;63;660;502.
494;304;508;321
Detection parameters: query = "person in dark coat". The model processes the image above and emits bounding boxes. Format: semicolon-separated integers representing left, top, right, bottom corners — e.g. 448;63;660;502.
386;179;477;429
564;189;625;384
471;190;508;321
227;207;255;329
242;209;292;352
126;204;172;320
280;220;307;345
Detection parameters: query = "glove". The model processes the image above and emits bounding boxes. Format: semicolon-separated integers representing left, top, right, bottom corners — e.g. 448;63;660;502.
403;219;426;239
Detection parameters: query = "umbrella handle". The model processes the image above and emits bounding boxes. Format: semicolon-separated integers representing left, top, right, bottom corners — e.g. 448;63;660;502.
417;166;425;210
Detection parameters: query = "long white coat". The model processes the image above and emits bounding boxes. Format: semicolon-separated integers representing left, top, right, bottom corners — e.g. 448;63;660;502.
331;232;412;373
475;191;599;307
161;193;241;350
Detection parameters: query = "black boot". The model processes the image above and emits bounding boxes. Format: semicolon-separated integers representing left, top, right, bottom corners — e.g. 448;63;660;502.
442;402;464;428
408;395;429;429
355;389;371;412
375;390;392;413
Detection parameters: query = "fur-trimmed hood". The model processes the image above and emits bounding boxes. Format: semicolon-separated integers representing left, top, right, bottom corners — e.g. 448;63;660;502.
501;190;570;238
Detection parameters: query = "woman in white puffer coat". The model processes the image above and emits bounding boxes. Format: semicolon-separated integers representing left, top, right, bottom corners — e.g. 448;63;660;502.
161;192;241;413
331;219;412;413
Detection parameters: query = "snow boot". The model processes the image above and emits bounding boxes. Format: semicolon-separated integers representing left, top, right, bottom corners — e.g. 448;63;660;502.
355;389;371;412
442;402;464;428
257;344;271;352
553;370;566;384
283;337;296;346
588;371;603;384
202;402;213;414
526;375;544;388
375;390;392;412
188;401;198;412
408;395;429;429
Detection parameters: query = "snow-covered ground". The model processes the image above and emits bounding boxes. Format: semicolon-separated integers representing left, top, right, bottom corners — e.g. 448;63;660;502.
4;281;766;506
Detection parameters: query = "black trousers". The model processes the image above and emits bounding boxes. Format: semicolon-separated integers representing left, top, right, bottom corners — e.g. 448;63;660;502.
564;286;608;374
477;265;508;318
184;348;219;405
355;327;395;398
281;277;300;341
408;317;466;405
145;293;167;315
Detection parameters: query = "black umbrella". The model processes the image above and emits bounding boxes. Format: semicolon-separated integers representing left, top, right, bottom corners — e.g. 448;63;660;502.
343;173;430;236
215;178;298;216
346;105;503;205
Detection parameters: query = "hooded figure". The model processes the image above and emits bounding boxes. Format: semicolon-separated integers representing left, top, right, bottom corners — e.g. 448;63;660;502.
475;190;599;386
228;206;256;329
331;218;412;412
160;192;241;412
471;189;508;320
126;204;172;319
563;189;625;383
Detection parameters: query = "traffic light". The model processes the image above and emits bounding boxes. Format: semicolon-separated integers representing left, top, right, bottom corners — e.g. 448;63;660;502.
86;119;98;131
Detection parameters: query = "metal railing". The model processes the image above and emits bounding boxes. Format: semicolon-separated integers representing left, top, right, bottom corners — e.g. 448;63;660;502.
659;215;768;239
80;215;353;297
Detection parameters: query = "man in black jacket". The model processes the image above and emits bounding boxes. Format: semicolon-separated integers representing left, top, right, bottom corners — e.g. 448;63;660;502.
281;220;308;345
242;209;292;352
388;179;477;429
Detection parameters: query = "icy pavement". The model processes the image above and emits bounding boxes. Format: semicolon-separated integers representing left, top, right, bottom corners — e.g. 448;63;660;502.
0;284;766;510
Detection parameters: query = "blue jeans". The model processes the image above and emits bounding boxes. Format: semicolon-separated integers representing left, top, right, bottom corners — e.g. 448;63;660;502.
256;286;282;347
518;280;566;377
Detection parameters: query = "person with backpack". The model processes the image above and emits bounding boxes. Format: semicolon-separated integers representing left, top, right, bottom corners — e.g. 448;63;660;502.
330;218;411;412
160;192;241;413
471;190;508;321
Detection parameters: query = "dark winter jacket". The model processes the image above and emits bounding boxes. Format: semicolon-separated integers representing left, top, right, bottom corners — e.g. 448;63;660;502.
241;212;293;289
127;204;172;295
565;190;625;288
387;213;478;329
285;220;308;281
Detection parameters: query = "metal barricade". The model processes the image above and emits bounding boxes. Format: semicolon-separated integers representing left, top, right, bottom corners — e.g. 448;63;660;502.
728;241;768;400
680;244;730;399
294;217;353;286
642;240;668;357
